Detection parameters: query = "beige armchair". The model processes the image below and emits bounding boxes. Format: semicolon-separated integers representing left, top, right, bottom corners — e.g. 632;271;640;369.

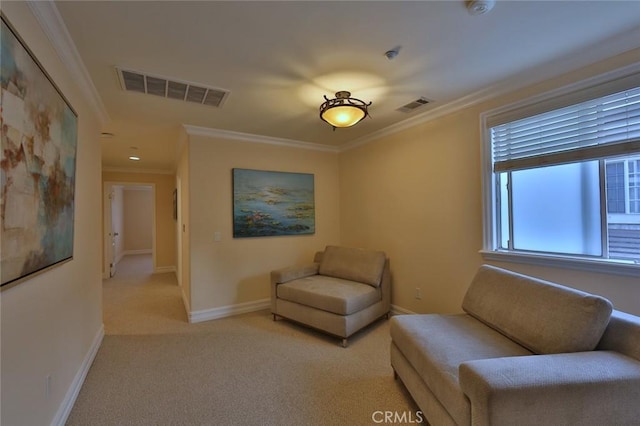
271;245;391;347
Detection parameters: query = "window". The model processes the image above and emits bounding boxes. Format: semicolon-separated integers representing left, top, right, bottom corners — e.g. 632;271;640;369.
482;71;640;274
606;161;626;214
607;159;640;214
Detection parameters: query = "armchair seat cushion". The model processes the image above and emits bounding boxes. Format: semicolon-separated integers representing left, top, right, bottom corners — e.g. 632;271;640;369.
277;275;381;316
271;246;391;345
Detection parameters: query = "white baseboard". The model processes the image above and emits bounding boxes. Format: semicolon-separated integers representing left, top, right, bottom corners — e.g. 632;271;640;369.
123;249;152;256
189;298;270;323
154;265;176;274
52;324;104;426
181;285;191;313
390;304;416;315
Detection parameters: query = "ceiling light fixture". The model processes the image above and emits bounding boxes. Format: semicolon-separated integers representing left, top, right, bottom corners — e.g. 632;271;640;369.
128;146;140;161
319;91;372;130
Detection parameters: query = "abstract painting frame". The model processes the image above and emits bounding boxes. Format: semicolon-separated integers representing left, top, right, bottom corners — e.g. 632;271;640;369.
233;168;315;238
1;14;78;289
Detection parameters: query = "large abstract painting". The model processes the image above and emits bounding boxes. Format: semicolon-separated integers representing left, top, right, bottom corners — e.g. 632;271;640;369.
1;15;78;288
233;168;315;238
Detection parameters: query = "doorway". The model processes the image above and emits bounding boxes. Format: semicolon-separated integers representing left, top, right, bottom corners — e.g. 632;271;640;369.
103;182;156;279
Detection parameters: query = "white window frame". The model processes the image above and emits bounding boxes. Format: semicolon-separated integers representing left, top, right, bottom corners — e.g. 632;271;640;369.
607;158;640;217
606;159;628;215
629;159;640;213
480;64;640;277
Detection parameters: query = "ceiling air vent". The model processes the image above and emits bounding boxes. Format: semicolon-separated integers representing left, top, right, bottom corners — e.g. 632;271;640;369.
117;67;229;108
397;97;431;113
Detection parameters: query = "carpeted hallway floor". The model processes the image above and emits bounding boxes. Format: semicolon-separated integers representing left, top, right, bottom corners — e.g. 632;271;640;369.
66;254;421;425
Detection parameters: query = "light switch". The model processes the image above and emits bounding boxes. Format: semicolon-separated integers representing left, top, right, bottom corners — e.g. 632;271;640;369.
214;231;221;242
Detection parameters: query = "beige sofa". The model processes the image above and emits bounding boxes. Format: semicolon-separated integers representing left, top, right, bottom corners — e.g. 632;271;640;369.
271;245;390;347
391;264;640;425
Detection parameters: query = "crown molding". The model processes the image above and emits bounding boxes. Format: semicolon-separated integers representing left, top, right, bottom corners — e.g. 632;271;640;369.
28;0;110;127
102;167;175;175
183;125;340;153
480;60;640;122
343;27;640;152
341;87;505;152
24;0;640;158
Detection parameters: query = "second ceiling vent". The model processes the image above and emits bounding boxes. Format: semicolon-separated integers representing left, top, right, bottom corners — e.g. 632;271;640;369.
397;97;431;113
116;67;229;108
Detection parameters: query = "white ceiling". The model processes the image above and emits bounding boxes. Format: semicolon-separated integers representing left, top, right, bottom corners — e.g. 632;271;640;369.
52;1;640;172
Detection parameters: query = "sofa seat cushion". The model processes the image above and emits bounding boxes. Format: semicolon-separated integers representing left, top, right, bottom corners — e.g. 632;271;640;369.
462;265;613;355
390;314;533;425
318;245;386;287
277;275;381;315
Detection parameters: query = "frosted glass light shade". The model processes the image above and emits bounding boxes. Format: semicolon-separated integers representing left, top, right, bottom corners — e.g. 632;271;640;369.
319;91;371;129
321;105;366;128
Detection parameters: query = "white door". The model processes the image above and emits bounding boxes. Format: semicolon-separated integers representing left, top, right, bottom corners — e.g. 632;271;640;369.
176;179;182;286
109;190;118;277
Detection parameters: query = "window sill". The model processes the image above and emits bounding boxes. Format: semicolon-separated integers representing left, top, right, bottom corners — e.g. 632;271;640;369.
480;250;640;278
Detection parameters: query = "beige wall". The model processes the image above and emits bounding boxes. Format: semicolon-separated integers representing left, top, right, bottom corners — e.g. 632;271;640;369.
182;49;640;317
340;110;483;314
186;135;340;312
102;172;176;271
340;48;640;316
0;3;103;425
123;188;153;252
176;138;191;308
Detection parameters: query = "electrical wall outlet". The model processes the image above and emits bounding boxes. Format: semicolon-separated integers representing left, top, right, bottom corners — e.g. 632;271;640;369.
415;287;422;300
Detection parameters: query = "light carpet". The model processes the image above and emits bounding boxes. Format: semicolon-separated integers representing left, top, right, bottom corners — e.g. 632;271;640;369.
66;254;420;425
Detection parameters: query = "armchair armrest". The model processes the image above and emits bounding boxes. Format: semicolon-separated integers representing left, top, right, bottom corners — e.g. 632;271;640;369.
270;263;319;314
459;351;640;426
271;263;319;284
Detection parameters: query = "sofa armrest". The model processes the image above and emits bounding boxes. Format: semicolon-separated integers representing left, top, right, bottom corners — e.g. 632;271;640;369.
459;351;640;426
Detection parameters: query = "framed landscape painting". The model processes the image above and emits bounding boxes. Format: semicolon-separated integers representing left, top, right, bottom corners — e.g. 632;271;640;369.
1;15;78;288
233;168;315;238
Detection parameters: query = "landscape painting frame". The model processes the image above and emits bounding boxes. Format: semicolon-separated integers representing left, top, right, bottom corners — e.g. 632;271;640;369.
232;168;315;238
1;14;78;289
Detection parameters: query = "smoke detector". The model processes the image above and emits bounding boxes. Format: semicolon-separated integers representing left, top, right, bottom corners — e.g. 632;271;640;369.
466;0;495;16
384;46;402;61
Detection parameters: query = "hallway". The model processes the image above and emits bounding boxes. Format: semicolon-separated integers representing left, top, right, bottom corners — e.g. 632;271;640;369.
103;254;188;335
111;252;153;277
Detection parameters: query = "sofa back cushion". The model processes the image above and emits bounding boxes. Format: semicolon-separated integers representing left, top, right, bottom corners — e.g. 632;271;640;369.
318;246;386;287
462;265;613;354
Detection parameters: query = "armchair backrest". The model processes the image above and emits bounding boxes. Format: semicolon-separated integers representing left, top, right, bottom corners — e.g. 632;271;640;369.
317;245;387;287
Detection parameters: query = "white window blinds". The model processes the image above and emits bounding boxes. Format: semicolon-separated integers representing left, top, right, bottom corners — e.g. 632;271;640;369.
491;86;640;172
